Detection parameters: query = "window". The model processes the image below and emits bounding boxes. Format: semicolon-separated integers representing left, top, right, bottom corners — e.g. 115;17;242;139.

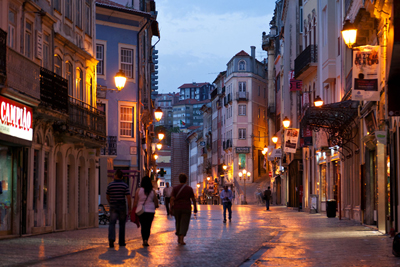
54;0;61;11
76;1;82;28
43;33;50;69
25;20;33;58
160;182;165;187
85;0;91;35
239;60;246;71
258;86;260;96
239;128;246;139
76;68;83;101
54;55;62;76
96;44;104;75
300;7;303;33
89;77;93;106
259;131;261;142
239;82;246;92
120;106;134;137
65;0;72;20
8;10;16;49
121;47;134;79
66;62;73;96
239;105;246;116
263;110;266;119
258;108;260;118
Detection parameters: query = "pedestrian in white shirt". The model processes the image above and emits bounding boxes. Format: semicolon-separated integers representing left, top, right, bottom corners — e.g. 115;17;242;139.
220;186;233;223
164;182;173;216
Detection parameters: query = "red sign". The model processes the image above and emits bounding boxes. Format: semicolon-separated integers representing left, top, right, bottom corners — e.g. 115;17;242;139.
0;96;33;141
269;171;272;177
290;79;303;92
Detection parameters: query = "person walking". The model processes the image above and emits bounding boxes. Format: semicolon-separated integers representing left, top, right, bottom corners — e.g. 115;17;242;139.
133;176;159;246
163;182;173;216
170;173;197;245
264;186;272;211
220;185;233;223
106;169;132;248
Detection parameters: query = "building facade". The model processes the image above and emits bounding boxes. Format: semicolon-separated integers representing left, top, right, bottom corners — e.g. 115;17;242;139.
178;82;213;101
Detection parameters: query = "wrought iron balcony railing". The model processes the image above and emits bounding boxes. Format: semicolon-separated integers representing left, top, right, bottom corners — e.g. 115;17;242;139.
40;68;68;114
68;96;106;140
100;136;117;155
236;92;249;101
294;45;318;79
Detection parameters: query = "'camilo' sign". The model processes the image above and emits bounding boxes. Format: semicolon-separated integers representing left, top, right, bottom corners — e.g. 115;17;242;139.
0;96;33;141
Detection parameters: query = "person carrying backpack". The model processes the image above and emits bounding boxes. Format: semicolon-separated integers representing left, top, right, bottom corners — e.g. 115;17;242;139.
264;186;272;211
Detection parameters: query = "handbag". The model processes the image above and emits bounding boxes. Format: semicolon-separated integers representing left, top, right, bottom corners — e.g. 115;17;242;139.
170;184;186;216
136;191;149;216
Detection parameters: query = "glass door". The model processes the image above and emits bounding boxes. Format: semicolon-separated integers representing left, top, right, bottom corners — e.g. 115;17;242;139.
0;146;12;234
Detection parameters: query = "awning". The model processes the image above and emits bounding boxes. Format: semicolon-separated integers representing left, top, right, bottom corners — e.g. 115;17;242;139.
300;100;360;158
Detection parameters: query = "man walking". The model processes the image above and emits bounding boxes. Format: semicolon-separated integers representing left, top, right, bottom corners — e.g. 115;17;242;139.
220;186;233;223
164;182;173;216
106;169;131;248
264;186;272;211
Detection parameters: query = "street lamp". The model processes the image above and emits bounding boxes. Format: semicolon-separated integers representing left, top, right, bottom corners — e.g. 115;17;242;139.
239;169;249;205
314;95;324;107
207;176;211;181
272;135;278;144
114;69;127;91
222;164;227;171
282;116;291;129
262;145;268;155
341;19;357;48
157;132;165;141
197;183;200;188
154;107;163;122
153;153;158;160
156;142;162;150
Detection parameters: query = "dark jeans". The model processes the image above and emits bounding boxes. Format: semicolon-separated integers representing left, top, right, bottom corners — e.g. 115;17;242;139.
223;202;232;221
108;205;127;245
165;197;171;215
174;208;191;236
265;199;270;210
138;212;155;241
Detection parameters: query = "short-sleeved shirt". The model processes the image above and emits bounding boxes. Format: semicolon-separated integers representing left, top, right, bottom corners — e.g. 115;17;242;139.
106;180;130;206
171;184;194;210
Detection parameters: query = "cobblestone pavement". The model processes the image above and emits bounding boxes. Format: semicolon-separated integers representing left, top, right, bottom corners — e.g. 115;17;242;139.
0;205;399;267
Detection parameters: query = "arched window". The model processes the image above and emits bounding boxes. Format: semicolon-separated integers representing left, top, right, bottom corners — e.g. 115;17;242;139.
54;55;62;76
76;68;83;101
239;60;246;71
66;62;73;97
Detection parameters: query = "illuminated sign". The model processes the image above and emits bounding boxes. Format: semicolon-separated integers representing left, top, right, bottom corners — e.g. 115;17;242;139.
0;96;33;141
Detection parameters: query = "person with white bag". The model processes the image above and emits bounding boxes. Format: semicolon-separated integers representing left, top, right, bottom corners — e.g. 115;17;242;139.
133;176;159;246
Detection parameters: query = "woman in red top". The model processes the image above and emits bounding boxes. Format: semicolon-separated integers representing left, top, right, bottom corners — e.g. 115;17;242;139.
170;173;197;245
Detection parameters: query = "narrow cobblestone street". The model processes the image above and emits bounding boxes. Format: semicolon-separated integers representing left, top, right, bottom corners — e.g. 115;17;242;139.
0;205;398;267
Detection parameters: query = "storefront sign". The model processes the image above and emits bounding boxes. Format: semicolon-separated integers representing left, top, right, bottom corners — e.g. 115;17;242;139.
352;45;380;101
284;128;299;153
235;147;250;153
290;79;302;91
0;96;33;141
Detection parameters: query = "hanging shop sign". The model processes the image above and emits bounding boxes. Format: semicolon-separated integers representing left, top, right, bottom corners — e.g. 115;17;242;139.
375;131;387;145
352;45;380;101
235;147;250;153
284;128;299;153
290;79;303;92
0;96;33;141
272;148;282;158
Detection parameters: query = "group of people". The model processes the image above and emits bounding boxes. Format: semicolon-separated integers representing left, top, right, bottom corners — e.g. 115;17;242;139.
106;170;272;247
106;171;197;247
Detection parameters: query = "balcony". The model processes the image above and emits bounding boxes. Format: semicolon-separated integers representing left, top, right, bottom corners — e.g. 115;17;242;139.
0;29;5;84
210;87;218;99
101;136;117;156
235;92;249;101
40;68;68;114
294;45;318;80
221;86;225;95
216;99;222;109
223;139;232;150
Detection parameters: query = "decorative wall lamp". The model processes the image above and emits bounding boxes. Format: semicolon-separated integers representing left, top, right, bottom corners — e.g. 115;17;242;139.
156;142;162;150
153;153;159;160
314;95;324;107
154;107;163;122
262;145;268;156
157;132;165;141
114;69;127;91
341;19;358;48
282;116;291;129
272;135;278;144
222;164;227;171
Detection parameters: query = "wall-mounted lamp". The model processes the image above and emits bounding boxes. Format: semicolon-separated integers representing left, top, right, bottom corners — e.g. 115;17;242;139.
156;142;162;150
154;107;163;122
272;135;278;144
314;95;324;107
114;69;127;90
222;164;227;171
157;132;165;141
282;116;291;129
341;19;357;48
262;145;268;155
153;153;159;160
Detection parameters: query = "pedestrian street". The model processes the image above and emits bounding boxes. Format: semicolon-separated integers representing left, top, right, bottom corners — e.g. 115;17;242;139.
0;205;397;267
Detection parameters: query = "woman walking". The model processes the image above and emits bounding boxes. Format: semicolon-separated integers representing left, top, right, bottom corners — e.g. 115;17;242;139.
133;176;159;246
170;173;197;245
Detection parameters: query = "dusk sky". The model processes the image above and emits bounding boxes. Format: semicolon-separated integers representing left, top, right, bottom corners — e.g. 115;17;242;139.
116;0;275;94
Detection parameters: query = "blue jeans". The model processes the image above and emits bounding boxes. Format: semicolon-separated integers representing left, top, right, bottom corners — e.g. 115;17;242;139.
108;205;127;245
265;199;270;210
223;202;232;221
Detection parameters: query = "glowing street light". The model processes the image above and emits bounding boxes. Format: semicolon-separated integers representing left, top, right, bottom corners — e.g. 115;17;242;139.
154;107;163;122
341;19;357;48
114;69;127;91
157;132;165;141
314;95;324;107
156;142;162;150
282;116;291;129
272;135;278;144
262;145;268;155
153;153;158;160
222;164;227;171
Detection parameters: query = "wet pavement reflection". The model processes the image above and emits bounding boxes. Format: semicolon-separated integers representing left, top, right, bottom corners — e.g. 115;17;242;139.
0;205;398;267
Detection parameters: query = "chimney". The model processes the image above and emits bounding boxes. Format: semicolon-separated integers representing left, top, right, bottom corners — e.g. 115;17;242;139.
251;46;256;58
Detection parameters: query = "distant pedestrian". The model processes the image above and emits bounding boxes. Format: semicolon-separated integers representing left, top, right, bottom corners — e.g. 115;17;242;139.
163;182;173;216
133;176;159;246
220;185;233;223
106;169;132;248
170;173;197;245
264;186;272;211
